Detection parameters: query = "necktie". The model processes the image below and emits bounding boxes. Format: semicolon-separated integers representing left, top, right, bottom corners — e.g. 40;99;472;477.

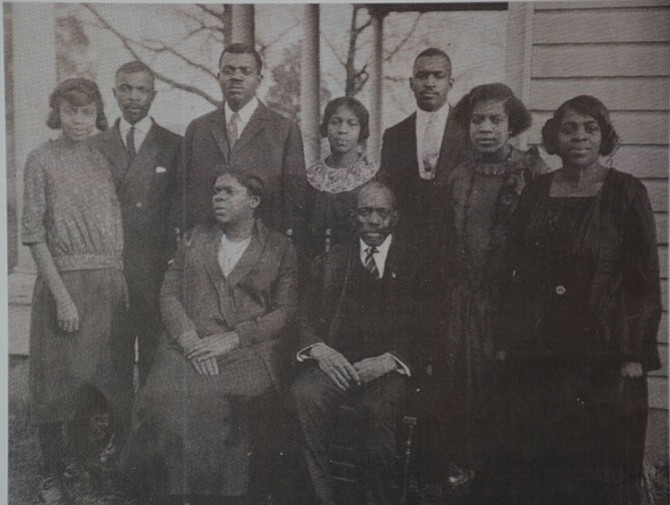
126;125;136;160
364;246;379;279
228;112;240;147
422;113;441;177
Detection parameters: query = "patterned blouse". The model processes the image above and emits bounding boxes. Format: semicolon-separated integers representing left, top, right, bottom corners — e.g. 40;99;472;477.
22;136;123;271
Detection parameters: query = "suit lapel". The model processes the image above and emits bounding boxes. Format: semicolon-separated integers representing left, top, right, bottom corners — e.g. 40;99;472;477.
100;120;130;187
436;114;465;185
231;102;269;154
122;122;161;194
209;109;231;161
404;113;419;170
226;223;265;287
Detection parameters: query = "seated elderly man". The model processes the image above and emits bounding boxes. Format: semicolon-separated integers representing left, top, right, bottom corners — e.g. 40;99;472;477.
291;181;428;505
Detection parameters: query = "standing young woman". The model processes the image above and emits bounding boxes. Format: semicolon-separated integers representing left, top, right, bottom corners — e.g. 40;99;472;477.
22;78;132;504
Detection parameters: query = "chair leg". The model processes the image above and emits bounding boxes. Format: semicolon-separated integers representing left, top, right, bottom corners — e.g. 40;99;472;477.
400;416;418;505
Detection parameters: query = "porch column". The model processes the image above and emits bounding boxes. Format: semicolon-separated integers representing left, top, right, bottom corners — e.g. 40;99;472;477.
368;12;384;164
230;4;255;46
301;4;320;166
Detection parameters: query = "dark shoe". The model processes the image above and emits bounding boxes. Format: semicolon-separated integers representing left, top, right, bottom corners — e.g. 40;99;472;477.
39;474;69;504
63;458;94;502
444;463;475;493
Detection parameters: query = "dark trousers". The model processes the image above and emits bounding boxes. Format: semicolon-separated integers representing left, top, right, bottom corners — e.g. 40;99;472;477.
291;366;406;505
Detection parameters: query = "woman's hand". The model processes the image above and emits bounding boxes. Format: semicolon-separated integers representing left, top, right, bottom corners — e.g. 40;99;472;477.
56;295;79;333
191;356;220;376
620;362;643;379
187;332;240;362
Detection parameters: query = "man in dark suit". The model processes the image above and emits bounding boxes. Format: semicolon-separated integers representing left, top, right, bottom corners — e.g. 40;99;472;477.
178;43;309;249
377;48;466;266
92;61;182;385
291;182;429;505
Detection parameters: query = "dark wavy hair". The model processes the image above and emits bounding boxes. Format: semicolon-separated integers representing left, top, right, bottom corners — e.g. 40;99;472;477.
47;78;107;131
212;168;265;202
319;96;370;143
541;95;619;156
454;82;532;137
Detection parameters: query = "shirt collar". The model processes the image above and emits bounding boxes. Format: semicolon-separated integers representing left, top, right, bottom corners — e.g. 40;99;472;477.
224;96;259;126
416;102;450;126
119;114;152;136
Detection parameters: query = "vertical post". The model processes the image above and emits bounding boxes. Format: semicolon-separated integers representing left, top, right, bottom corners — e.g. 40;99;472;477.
301;4;320;167
368;11;384;165
505;2;533;149
12;3;57;272
230;4;255;47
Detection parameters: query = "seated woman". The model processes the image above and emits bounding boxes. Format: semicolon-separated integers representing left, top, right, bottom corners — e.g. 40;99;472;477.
505;95;661;505
436;83;548;496
307;96;378;251
122;170;298;505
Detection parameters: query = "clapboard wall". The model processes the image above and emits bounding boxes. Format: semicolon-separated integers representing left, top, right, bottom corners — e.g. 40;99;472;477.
514;0;669;410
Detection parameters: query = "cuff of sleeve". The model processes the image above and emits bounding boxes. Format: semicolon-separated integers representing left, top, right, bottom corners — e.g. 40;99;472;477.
296;343;319;362
236;321;259;348
389;353;411;376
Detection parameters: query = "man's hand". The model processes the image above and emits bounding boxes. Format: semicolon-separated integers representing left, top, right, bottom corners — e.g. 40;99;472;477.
56;295;79;333
190;356;220;376
187;332;240;361
620;361;643;379
311;343;361;391
353;353;397;384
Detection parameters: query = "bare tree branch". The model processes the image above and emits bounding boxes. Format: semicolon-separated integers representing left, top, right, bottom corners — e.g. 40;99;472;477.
196;4;224;22
82;4;220;106
321;33;346;68
257;20;300;54
384;13;422;62
137;38;217;80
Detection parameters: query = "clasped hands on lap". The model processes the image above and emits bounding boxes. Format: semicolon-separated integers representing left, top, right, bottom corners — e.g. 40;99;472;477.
176;330;241;376
310;342;397;390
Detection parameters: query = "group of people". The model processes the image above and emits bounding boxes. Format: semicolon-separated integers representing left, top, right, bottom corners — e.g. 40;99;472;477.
23;42;661;505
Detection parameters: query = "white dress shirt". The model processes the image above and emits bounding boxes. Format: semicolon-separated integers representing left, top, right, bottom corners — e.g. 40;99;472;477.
217;234;251;277
359;235;392;279
224;96;259;138
415;104;450;179
119;115;152;153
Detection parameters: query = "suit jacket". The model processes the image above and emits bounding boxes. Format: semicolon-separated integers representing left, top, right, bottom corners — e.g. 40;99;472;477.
378;111;466;237
178;101;309;242
160;221;298;386
91;119;182;306
297;237;431;374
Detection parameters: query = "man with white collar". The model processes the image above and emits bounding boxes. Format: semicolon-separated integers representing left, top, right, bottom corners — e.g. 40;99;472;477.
177;44;309;252
291;182;430;505
92;60;182;385
377;48;466;264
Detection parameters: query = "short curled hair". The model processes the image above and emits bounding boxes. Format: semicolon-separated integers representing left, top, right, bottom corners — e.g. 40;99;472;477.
453;83;532;137
414;48;452;77
218;43;263;74
115;61;155;85
541;95;619;156
47;78;107;131
213;168;266;201
319;96;370;143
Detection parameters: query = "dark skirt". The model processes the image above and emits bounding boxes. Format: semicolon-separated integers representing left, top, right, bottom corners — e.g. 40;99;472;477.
510;360;648;505
122;339;273;497
29;268;133;427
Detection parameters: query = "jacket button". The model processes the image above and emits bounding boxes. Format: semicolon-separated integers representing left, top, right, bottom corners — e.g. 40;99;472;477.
555;285;567;296
135;202;143;208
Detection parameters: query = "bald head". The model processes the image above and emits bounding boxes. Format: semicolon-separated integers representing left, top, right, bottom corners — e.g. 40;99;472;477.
353;181;398;247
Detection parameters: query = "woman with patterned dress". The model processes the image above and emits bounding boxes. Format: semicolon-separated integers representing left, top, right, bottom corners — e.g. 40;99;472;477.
504;95;661;505
22;78;132;504
306;97;378;252
437;83;548;498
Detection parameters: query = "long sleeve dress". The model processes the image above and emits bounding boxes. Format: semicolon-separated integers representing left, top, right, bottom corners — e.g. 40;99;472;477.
22;136;132;430
504;168;661;505
437;145;548;470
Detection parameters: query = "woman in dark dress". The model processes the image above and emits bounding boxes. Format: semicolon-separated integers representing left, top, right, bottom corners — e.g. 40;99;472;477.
22;78;132;504
437;83;547;496
306;97;378;252
504;95;662;505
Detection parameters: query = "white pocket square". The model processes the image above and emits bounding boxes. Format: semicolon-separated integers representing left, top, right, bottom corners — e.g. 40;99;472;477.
155;166;167;174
